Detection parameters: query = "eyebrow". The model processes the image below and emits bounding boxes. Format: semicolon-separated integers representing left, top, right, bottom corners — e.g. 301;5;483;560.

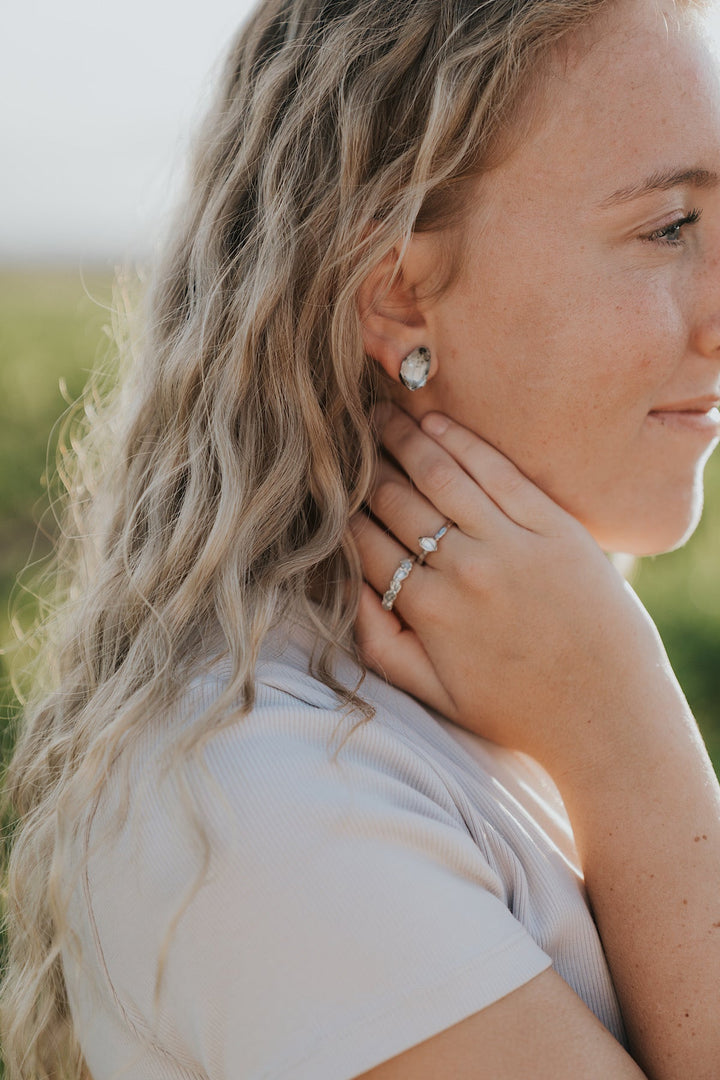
600;167;720;208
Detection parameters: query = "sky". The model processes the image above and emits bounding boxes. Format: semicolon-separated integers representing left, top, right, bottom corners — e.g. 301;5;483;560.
6;2;720;265
1;0;257;264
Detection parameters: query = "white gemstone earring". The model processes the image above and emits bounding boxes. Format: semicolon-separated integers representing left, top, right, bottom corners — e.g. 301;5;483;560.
399;347;431;391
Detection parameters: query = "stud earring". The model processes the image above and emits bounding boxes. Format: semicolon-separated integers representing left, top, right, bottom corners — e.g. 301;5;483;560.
399;347;431;391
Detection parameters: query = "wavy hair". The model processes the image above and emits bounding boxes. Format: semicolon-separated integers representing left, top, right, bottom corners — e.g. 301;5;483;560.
1;0;616;1074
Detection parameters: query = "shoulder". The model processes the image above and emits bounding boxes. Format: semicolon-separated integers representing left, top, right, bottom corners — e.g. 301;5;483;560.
85;621;503;913
69;625;555;1078
167;623;480;844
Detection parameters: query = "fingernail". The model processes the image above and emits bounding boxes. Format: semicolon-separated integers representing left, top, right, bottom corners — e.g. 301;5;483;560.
421;412;449;437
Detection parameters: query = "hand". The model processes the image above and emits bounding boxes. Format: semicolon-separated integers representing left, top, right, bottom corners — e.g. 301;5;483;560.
351;405;680;773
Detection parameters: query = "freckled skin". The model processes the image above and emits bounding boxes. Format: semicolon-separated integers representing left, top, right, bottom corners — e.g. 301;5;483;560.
356;9;720;1068
405;0;720;555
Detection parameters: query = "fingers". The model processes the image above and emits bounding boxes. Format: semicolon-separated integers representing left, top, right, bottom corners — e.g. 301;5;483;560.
368;458;457;567
378;407;516;538
417;411;563;532
378;403;562;535
351;510;427;612
354;584;458;718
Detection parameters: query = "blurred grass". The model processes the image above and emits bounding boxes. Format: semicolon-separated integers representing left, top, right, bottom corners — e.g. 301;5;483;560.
0;269;116;724
0;269;115;1079
633;482;720;767
0;269;116;649
0;269;718;1076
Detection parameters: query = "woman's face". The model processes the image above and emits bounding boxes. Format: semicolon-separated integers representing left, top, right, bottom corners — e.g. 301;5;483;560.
409;0;720;555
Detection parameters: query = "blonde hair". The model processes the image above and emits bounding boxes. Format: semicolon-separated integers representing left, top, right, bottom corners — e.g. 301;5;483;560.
1;0;617;1074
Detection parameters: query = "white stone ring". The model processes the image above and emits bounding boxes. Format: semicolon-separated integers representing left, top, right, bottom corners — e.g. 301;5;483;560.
381;557;416;612
416;520;453;565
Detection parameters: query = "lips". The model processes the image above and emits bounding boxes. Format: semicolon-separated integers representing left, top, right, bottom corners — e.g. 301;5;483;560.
648;396;720;415
647;399;720;436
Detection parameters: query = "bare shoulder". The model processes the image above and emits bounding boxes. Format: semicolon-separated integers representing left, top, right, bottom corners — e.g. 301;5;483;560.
355;968;645;1080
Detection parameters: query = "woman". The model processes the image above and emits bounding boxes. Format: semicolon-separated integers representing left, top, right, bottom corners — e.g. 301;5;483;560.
2;0;720;1076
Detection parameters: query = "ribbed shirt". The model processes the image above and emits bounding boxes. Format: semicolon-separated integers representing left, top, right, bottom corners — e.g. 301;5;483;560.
63;621;626;1080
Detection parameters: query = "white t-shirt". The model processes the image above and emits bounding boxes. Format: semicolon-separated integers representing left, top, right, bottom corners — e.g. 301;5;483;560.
63;621;626;1080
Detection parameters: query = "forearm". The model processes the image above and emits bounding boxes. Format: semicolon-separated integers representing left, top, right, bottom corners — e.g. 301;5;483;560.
553;680;720;1080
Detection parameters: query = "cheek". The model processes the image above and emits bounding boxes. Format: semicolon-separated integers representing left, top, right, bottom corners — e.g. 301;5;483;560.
500;268;686;420
456;279;612;438
442;244;687;472
592;277;688;406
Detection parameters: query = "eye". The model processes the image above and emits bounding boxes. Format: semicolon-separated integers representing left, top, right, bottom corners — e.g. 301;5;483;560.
643;208;702;247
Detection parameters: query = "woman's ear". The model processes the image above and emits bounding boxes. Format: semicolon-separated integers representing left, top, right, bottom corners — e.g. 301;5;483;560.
357;241;439;389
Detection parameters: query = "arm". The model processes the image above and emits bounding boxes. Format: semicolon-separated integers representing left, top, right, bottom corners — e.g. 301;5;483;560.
353;406;720;1079
555;688;720;1080
358;968;648;1079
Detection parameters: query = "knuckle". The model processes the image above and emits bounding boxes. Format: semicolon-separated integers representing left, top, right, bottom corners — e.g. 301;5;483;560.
457;429;479;457
424;458;456;494
492;463;524;498
373;478;407;520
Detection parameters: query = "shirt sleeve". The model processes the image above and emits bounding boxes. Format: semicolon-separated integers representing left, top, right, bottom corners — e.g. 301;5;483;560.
94;690;553;1080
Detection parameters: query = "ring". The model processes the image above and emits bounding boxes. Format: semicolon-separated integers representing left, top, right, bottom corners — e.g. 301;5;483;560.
381;557;416;612
416;520;453;565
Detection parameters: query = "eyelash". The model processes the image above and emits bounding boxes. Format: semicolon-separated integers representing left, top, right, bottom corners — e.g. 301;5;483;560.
644;207;702;246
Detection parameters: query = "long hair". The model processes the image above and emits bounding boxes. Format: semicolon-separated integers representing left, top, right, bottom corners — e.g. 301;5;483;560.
1;0;613;1074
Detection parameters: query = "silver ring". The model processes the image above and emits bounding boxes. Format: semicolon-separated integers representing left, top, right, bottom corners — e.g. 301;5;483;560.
416;520;453;565
381;557;416;612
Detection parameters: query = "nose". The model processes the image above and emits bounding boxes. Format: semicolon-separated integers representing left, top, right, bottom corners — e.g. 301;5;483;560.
694;313;720;357
692;240;720;358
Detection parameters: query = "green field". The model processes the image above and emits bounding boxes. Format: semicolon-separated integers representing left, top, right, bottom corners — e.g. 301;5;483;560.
0;269;719;1074
0;269;117;651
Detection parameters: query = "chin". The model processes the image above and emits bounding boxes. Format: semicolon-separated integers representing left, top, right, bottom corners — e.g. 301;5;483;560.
593;487;705;558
